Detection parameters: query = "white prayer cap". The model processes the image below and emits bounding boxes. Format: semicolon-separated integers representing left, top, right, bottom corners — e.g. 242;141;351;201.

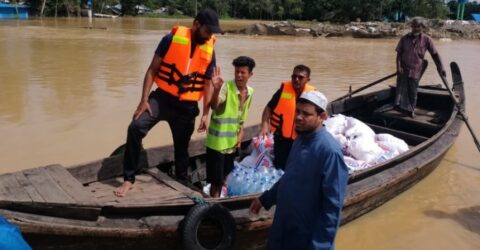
299;90;328;111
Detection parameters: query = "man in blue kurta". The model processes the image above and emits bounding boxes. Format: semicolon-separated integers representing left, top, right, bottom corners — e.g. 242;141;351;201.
250;90;349;250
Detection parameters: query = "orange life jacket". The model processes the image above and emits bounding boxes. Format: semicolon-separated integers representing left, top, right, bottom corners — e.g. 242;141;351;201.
270;81;316;139
154;26;215;101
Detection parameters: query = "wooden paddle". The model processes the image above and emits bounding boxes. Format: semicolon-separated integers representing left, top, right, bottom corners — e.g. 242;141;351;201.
440;62;480;152
333;60;429;102
332;73;397;102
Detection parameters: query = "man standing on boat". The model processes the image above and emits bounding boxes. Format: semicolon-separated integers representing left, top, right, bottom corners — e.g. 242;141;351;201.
259;65;316;170
395;17;446;118
205;56;255;197
114;8;222;197
250;90;348;250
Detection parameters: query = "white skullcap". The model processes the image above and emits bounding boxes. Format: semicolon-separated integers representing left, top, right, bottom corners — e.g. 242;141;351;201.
299;90;328;111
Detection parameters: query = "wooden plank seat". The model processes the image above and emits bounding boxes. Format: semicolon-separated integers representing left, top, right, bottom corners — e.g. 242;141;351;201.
0;164;100;220
373;106;445;131
365;122;429;146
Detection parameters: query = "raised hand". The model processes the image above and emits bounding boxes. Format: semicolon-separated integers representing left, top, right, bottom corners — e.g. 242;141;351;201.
211;66;224;91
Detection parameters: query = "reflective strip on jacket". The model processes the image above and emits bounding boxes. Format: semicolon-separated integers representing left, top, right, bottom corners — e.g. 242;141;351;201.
270;81;315;139
154;26;215;101
206;80;253;151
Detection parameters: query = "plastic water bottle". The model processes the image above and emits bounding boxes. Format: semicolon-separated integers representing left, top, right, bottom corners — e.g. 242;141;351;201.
251;169;261;183
242;170;250;184
258;181;268;192
268;168;276;178
225;169;237;186
275;169;285;179
259;175;268;184
246;167;255;178
234;162;244;173
248;180;258;194
257;165;269;176
239;177;251;195
229;172;245;196
227;172;238;196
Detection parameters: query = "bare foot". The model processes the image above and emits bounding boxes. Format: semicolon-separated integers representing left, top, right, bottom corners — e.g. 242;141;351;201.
114;181;134;197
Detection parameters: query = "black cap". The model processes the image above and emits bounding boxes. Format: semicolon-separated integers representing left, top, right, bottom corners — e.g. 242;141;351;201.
195;8;223;34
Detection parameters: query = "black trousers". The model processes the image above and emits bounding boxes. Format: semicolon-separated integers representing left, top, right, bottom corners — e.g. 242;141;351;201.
206;147;235;185
123;89;199;183
273;134;294;171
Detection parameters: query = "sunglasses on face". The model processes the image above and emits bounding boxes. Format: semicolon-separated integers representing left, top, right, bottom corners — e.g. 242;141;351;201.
291;74;307;80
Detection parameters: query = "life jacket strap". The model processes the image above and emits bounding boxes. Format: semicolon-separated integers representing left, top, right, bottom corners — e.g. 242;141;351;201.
158;62;207;94
270;112;283;133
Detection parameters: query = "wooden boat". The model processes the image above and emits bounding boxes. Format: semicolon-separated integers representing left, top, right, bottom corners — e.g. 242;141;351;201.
0;62;465;249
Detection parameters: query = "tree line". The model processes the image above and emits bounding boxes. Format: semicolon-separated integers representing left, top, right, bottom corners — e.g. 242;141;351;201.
25;0;480;22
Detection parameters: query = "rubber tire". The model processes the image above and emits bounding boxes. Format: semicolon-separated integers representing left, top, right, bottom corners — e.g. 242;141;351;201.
110;144;126;157
182;203;236;250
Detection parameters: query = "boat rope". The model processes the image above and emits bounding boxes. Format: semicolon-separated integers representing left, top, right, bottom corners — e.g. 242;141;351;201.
191;196;207;205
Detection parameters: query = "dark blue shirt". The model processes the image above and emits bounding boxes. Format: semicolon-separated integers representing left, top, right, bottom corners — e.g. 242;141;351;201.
259;127;349;250
155;33;216;80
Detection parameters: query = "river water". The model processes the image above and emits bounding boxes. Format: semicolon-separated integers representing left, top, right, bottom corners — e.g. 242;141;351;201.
0;18;479;249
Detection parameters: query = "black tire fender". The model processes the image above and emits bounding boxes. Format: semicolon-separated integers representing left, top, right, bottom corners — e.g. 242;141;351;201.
109;144;126;157
182;203;236;250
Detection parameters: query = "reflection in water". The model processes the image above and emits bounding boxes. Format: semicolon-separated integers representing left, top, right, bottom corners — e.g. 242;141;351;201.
0;18;479;250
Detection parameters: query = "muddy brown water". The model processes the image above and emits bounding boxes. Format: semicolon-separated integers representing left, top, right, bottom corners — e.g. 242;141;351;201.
0;18;479;249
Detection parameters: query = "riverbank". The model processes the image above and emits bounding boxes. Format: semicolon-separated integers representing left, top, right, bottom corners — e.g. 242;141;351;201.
226;20;480;40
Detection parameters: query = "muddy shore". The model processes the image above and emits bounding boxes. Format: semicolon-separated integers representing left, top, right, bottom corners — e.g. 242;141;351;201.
226;20;480;40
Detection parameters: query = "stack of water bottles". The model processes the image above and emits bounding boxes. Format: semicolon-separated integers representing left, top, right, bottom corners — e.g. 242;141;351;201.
226;135;285;196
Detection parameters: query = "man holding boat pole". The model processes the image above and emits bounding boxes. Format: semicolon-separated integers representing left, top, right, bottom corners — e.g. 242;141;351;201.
394;17;446;118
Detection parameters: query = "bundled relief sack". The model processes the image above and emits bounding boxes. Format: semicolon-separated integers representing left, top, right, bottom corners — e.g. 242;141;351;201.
332;133;349;155
375;133;409;154
251;134;274;156
324;114;410;169
240;134;274;168
325;114;347;135
346;135;384;163
344;117;375;140
373;150;400;164
373;133;409;164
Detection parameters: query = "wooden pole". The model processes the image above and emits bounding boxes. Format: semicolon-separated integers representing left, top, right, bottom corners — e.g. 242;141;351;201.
14;0;19;18
87;0;93;29
439;63;480;152
40;0;46;17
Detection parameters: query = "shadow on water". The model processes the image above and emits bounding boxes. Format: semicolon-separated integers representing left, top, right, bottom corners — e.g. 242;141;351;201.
424;206;480;235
